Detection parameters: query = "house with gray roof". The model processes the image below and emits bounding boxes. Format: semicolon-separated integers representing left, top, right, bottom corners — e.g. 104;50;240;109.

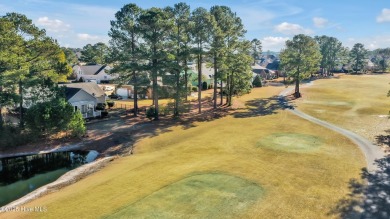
73;64;117;83
65;87;101;119
62;82;106;104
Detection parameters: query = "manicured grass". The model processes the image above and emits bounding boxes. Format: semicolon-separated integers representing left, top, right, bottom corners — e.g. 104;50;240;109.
257;133;323;153
103;173;264;219
296;74;390;141
3;86;364;219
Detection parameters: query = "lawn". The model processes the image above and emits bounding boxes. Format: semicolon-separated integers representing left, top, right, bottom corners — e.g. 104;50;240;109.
2;86;364;219
295;73;390;143
111;89;215;109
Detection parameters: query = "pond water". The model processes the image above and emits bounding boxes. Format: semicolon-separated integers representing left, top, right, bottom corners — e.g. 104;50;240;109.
0;150;98;207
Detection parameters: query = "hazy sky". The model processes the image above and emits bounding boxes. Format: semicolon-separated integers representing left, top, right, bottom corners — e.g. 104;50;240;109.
1;0;389;51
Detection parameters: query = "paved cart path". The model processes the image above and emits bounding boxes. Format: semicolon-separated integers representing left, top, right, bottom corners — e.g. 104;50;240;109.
279;84;385;171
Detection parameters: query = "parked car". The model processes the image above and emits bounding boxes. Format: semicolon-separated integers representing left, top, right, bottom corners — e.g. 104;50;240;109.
105;86;114;91
108;94;122;100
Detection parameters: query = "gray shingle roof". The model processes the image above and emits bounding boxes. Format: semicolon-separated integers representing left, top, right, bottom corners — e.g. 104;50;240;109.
79;65;107;75
65;87;81;101
63;82;105;98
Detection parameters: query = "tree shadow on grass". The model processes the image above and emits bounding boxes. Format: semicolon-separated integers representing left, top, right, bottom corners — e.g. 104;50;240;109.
375;129;390;149
330;133;390;218
83;107;232;157
232;95;296;118
329;157;390;219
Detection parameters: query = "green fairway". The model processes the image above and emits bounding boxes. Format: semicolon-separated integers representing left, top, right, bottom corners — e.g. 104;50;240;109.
103;173;264;219
257;133;323;153
2;86;364;219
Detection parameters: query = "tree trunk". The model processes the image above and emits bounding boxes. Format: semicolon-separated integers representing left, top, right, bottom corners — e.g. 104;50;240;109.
228;72;234;106
152;45;159;120
133;71;138;117
19;79;24;129
184;60;188;101
197;47;202;114
220;80;223;105
213;56;218;109
131;31;138;117
294;78;301;98
174;69;180;117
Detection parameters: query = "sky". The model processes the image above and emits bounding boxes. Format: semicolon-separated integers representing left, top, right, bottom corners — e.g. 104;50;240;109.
1;0;389;51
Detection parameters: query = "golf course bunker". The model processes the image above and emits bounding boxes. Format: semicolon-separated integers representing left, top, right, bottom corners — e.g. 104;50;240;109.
257;133;324;153
105;173;264;218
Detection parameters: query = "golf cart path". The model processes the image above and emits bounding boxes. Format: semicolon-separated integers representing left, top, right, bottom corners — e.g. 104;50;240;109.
279;83;385;171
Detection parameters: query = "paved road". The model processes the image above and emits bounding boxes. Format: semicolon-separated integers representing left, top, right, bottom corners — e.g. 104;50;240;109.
279;85;385;172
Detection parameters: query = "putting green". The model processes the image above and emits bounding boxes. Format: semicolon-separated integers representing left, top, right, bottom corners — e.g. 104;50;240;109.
257;133;323;153
103;173;264;219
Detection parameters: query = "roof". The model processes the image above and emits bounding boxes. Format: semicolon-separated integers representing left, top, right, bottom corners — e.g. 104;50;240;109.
187;63;215;78
62;82;105;98
65;87;81;100
77;65;108;75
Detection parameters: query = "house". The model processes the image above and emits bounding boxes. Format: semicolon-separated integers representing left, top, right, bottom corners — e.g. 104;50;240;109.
73;64;117;83
65;87;101;119
252;64;276;80
62;82;106;104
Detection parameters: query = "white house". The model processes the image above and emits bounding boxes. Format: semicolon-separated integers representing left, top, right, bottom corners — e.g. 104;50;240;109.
62;82;106;104
65;87;101;119
73;64;117;83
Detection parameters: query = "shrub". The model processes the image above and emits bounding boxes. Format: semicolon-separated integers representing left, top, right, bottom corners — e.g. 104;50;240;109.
107;101;114;108
146;106;155;120
159;105;170;116
252;75;262;87
96;103;106;111
67;111;86;137
192;86;198;92
0;125;35;149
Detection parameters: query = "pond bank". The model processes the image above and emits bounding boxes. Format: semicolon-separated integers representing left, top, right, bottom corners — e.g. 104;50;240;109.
0;156;115;211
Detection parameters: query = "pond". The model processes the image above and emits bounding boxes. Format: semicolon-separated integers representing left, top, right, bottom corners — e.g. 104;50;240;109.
0;150;98;207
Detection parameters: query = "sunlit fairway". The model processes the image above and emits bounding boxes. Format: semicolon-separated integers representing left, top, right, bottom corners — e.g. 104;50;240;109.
2;86;364;219
296;73;390;142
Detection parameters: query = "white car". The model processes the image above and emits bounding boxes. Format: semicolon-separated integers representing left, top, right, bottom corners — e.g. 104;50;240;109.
105;86;114;91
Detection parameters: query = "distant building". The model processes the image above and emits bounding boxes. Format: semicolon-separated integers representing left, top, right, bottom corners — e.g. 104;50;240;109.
73;64;117;83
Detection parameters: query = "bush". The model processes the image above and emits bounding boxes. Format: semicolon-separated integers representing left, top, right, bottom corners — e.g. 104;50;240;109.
96;103;106;111
192;86;198;92
252;75;262;87
0;125;35;149
107;101;114;108
146;106;155;120
159;105;170;116
67;111;86;138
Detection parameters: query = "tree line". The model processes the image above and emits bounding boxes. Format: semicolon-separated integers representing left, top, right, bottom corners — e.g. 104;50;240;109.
108;3;256;119
280;34;390;98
